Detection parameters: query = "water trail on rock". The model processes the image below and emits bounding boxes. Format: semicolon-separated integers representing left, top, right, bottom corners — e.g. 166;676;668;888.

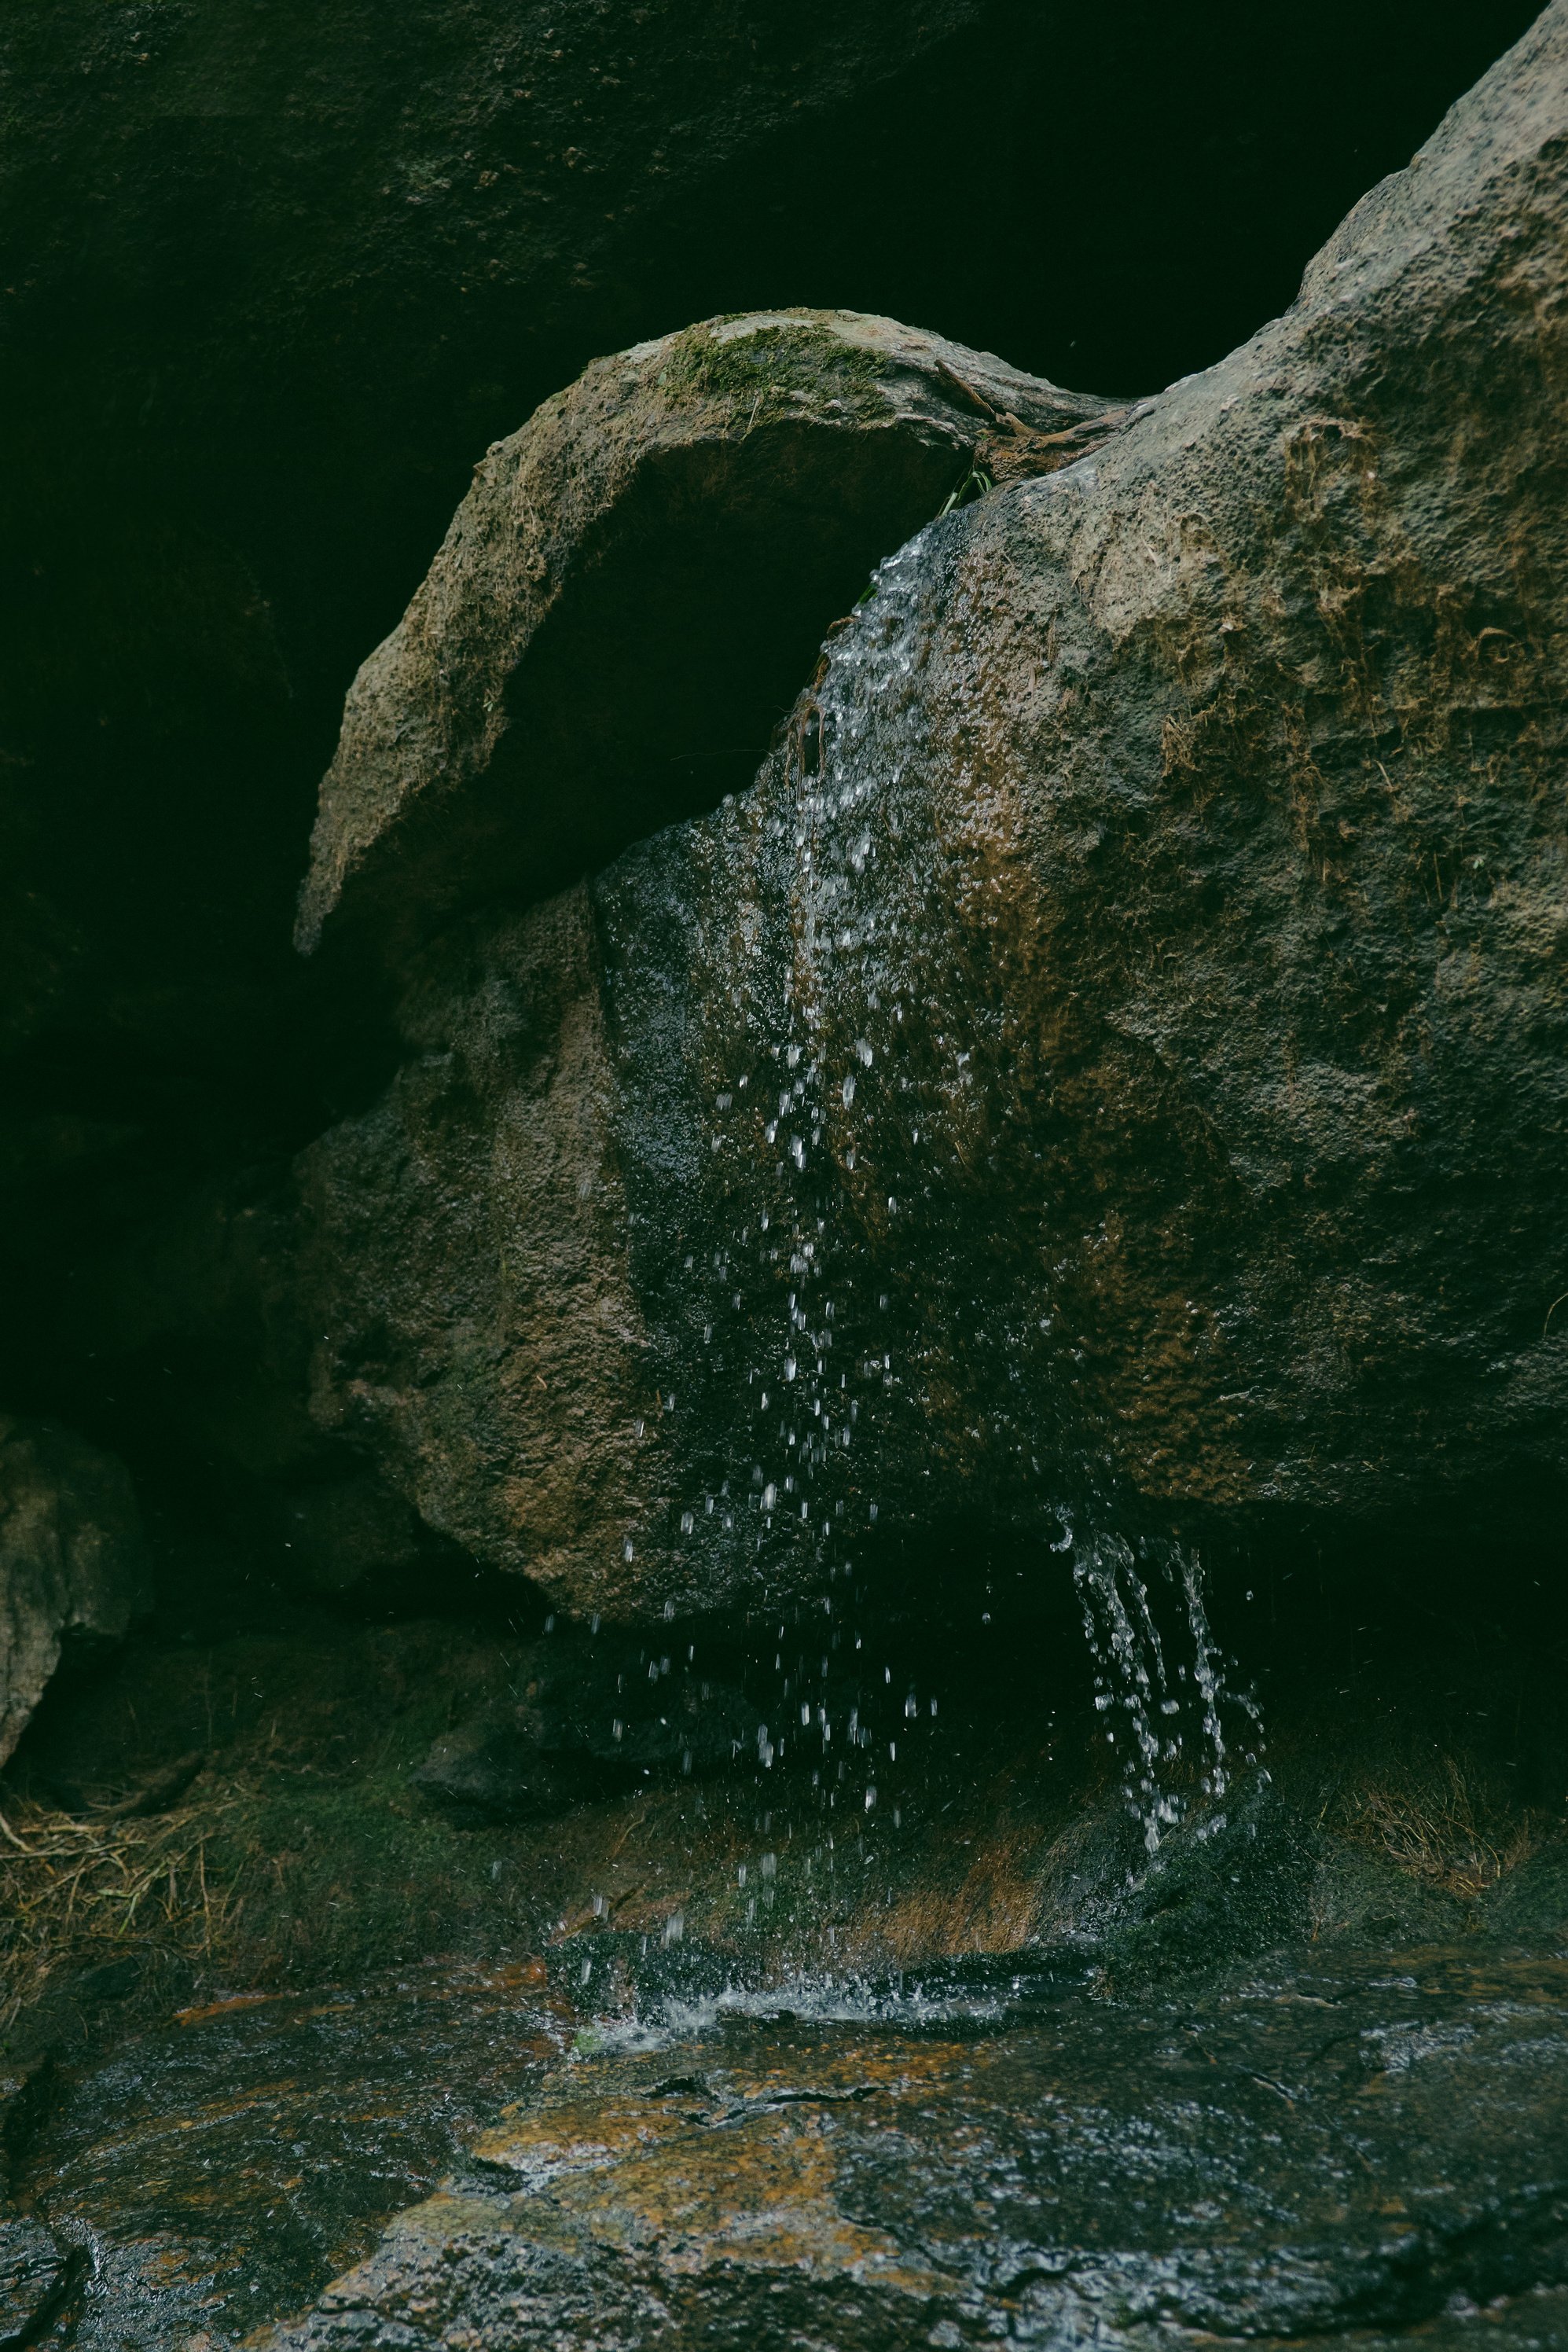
687;511;1258;1854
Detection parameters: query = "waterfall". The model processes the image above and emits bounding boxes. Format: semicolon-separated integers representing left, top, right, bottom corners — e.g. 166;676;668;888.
650;500;1259;1840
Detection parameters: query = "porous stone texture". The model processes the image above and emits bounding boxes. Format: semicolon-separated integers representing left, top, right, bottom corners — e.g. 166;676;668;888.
0;1416;149;1765
0;0;1543;1545
296;889;657;1609
296;5;1568;1618
297;309;1112;961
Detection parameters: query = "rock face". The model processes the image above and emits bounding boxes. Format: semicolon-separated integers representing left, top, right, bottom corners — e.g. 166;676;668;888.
0;0;1540;1531
0;2216;67;2346
0;0;1013;1431
265;1954;1568;2351
10;1964;564;2350
0;1417;150;1765
294;316;1116;1613
294;6;1568;1619
297;310;1113;962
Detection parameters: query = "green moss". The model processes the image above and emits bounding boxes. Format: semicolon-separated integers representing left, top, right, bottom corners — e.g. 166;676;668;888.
658;321;888;423
207;1771;506;1983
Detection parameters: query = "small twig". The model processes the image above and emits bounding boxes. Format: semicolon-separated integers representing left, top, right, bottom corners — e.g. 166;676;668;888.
934;358;1001;421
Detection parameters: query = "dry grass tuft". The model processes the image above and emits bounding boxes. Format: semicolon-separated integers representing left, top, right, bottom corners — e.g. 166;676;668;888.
0;1786;242;2029
1338;1756;1537;1902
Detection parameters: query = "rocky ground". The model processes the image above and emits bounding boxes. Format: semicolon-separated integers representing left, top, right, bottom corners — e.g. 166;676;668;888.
0;1505;1564;2348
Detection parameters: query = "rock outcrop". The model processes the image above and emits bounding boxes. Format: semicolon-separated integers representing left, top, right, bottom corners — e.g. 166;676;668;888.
0;1417;149;1764
297;311;1114;962
0;0;1015;1428
293;317;1115;1614
0;2218;67;2347
0;0;1540;1556
291;5;1568;1620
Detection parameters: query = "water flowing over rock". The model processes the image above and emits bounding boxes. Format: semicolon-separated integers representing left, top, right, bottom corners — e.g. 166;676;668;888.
0;1416;149;1765
296;2;1568;1627
5;0;1526;1440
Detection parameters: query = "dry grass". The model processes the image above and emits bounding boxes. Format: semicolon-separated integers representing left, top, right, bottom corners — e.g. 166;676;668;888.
0;1786;242;2029
848;1824;1048;1966
1338;1756;1537;1902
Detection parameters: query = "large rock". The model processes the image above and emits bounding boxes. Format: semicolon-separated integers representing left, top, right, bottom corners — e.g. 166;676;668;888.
0;1416;150;1764
0;0;1540;1492
295;6;1568;1619
297;310;1114;961
293;318;1115;1614
0;0;1002;1428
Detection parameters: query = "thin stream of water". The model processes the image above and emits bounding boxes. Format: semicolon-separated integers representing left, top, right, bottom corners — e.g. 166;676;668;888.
614;510;1261;1885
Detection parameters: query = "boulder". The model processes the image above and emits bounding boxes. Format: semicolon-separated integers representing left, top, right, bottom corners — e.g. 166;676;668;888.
296;6;1568;1619
0;0;1003;1431
296;309;1114;961
0;1416;150;1765
0;0;1540;1506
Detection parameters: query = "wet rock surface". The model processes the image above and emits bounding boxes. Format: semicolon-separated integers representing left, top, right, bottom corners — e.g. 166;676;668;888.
0;2214;68;2346
0;1549;1562;2352
0;1416;149;1765
9;1965;564;2352
0;0;1010;1417
295;2;1568;1616
259;1945;1568;2352
9;0;1513;1407
4;12;1567;2349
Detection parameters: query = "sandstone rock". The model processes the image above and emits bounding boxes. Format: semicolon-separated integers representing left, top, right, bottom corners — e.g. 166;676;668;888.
0;0;1004;1434
296;888;657;1608
0;0;1537;1522
299;5;1568;1618
296;309;1112;962
0;1416;150;1765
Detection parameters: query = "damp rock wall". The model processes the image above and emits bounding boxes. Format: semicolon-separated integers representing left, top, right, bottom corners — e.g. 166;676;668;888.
290;0;1568;1621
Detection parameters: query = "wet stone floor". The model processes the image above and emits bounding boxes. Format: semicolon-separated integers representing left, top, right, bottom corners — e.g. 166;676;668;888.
3;1963;567;2351
6;1940;1568;2351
